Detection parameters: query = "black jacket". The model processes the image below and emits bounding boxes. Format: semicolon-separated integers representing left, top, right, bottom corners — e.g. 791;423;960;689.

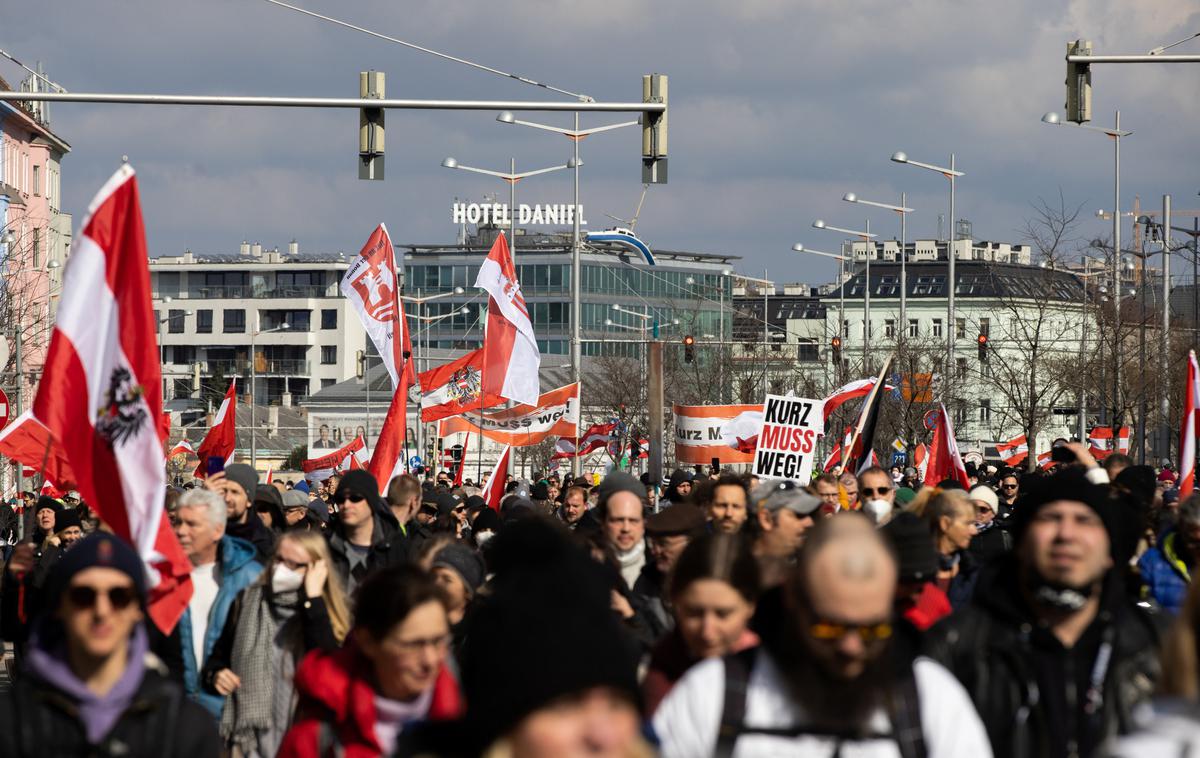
0;657;218;758
225;512;276;563
326;508;406;591
925;556;1163;758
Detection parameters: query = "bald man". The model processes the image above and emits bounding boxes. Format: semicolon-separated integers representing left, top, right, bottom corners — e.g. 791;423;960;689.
654;513;990;757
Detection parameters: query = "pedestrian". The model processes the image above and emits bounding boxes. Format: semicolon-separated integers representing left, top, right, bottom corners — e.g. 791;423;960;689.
881;511;950;631
813;472;841;515
643;532;761;715
747;479;820;588
202;530;350;756
926;468;1162;757
653;513;991;756
279;564;463;756
429;542;486;659
996;470;1020;518
839;469;860;509
1138;494;1200;614
0;533;219;756
597;471;648;589
174;487;264;718
695;473;750;534
859;465;897;525
325;470;404;596
912;486;980;608
253;483;286;535
635;501;708;636
967;484;1011;565
661;468;695;508
211;463;275;562
559;484;601;534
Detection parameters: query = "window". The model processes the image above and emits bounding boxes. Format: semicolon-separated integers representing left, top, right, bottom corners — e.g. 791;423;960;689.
32;165;39;195
979;399;992;424
224;309;246;333
885;319;895;338
908;319;919;338
956;318;967;339
954;405;968;427
321;378;337;390
956;357;968;380
797;341;820;362
321;309;337;329
843;320;849;339
321;346;337;365
168;309;186;334
196;310;213;334
979;317;991;337
932;319;943;338
31;228;39;268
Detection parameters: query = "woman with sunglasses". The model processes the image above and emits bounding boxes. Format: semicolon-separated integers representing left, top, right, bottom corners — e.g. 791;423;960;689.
643;532;761;715
279;564;463;757
202;530;350;757
0;533;219;756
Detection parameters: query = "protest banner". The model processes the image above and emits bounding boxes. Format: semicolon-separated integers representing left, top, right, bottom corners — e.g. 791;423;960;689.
438;383;579;447
672;404;761;464
752;394;824;482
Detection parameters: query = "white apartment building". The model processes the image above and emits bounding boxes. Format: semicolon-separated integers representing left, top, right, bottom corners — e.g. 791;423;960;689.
150;241;366;409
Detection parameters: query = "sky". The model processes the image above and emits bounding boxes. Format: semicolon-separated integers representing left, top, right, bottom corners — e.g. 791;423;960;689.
4;0;1198;286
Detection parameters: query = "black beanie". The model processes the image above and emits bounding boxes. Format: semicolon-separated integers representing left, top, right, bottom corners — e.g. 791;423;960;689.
54;509;83;533
1010;468;1118;554
1114;465;1156;510
43;533;146;615
35;496;62;517
881;512;939;583
458;518;639;750
333;470;386;514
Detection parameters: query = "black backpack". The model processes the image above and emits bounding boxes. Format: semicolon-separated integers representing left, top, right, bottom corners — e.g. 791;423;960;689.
714;648;927;758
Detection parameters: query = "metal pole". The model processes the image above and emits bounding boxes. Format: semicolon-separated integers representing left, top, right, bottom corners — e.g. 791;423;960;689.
762;270;769;396
508;159;516;479
900;192;907;339
1078;258;1089;441
719;278;725;403
415;290;423;468
839;256;845;383
571;112;582;480
1162;194;1172;464
250;326;257;469
1138;247;1147;465
14;318;22;502
648;341;664;486
1112;111;1123;439
948;153;956;370
864;218;872;371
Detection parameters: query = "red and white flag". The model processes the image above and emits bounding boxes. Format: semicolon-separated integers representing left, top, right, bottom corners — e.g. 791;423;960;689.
996;434;1029;466
1180;351;1200;498
0;410;77;488
1088;426;1131;460
922;404;969;488
822;444;841;473
193;380;237;477
31;165;192;633
265;466;273;485
303;435;366;475
419;349;505;422
822;378;877;421
720;410;764;454
474;233;541;405
481;444;512;511
40;478;63;498
168;439;195;459
1037;449;1054;470
340;224;415;390
552;421;618;459
368;384;410;494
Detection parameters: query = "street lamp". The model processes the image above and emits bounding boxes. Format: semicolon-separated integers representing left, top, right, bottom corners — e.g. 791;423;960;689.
731;272;774;395
891;150;964;366
1041;110;1132;436
685;269;732;402
844;192;915;330
399;288;467;465
813;219;876;367
249;322;289;469
794;243;849;384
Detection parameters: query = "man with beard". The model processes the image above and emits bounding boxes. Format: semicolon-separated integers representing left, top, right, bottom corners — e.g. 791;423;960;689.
653;513;989;757
926;468;1162;758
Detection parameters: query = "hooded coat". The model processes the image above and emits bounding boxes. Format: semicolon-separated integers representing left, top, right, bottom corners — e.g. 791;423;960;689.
325;471;407;592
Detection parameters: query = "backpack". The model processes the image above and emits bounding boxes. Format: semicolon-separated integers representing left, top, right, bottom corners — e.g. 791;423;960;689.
714;648;927;758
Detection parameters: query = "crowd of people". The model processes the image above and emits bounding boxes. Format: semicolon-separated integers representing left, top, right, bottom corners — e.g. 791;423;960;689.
2;441;1200;756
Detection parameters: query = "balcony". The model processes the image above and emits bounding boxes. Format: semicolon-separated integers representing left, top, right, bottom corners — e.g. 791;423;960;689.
204;358;312;376
153;285;332;300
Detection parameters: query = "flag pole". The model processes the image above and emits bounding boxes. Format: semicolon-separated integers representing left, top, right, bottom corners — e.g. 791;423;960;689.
839;355;893;475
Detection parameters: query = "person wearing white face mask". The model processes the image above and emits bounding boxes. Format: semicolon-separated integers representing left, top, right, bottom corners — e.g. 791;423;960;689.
857;466;897;526
202;531;351;757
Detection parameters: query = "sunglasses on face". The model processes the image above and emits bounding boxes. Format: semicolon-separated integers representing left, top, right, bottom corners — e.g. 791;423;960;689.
66;584;137;611
809;620;893;643
334;493;366;505
1000;484;1018;490
861;486;891;497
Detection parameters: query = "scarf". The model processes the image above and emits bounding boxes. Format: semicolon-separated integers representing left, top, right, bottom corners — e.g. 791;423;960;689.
220;583;302;752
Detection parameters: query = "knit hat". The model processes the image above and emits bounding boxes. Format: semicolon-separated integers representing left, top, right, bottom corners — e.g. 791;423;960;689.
55;509;83;533
42;533;147;614
531;482;550;501
882;512;938;583
458;518;639;750
894;487;917;506
645;503;706;536
1159;468;1178;483
750;479;821;517
432;543;486;595
223;463;259;499
333;470;386;514
597;471;645;512
306;497;331;524
967;485;1000;514
472;508;502;535
1009;468;1118;553
465;495;488;514
35;496;62;517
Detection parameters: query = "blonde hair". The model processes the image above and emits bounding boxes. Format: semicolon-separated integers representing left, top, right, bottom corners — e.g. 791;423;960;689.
1160;577;1200;698
277;531;352;642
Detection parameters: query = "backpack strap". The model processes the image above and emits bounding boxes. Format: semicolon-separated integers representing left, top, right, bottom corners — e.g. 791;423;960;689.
318;718;343;758
714;648;757;758
888;662;927;758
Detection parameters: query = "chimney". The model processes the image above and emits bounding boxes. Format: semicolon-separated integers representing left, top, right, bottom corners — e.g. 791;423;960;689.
268;406;279;439
240;240;250;255
280;391;292;408
251;242;263;257
288;239;299;255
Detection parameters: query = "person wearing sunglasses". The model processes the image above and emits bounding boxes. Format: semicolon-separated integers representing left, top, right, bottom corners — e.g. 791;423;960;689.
858;466;897;525
654;514;990;757
997;472;1020;518
0;533;219;756
326;470;404;596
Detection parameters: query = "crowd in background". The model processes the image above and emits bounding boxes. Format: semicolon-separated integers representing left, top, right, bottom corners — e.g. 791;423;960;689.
1;441;1200;756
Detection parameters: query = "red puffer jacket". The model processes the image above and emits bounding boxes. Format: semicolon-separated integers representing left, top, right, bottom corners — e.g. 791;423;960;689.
278;642;463;758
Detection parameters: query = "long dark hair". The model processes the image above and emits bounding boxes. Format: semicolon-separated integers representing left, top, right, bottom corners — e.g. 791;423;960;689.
353;564;447;640
668;532;761;604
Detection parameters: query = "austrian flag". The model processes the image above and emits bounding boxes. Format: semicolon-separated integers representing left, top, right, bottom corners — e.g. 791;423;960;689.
31;165;193;633
475;233;541;406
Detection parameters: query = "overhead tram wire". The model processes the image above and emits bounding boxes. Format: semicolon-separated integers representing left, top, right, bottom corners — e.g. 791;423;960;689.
262;0;592;102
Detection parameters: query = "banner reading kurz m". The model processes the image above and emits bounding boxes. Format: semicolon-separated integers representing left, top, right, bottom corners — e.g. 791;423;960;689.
753;394;824;482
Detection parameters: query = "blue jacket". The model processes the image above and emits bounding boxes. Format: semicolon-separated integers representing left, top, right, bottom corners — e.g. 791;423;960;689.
1138;531;1191;615
179;535;263;717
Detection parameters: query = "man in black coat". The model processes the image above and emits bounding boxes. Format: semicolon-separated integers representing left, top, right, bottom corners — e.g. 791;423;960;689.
325;470;405;594
926;468;1162;758
0;533;217;756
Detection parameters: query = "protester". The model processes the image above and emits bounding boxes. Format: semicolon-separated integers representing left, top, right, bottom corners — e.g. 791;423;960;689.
662;468;695;508
279;564;464;756
695;473;750;534
174;487;264;718
254;483;286;535
559;484;601;533
653;513;991;756
598;471;649;589
926;468;1162;757
813;472;841;515
0;533;219;755
967;483;1012;564
385;473;423;538
430;542;486;657
1104;452;1134;482
326;470;404;595
996;471;1020;517
281;489;311;529
211;464;275;562
29;496;61;544
199;530;349;756
643;532;761;715
1138;494;1200;614
858;465;897;525
748;479;820;588
471;508;501;548
839;470;860;509
882;511;951;631
634;501;707;634
912;487;980;608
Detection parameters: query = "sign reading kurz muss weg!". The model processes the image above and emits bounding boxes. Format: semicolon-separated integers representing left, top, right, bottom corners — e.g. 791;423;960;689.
753;395;824;483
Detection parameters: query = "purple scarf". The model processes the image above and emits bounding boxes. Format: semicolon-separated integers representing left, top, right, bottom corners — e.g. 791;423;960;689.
26;620;149;744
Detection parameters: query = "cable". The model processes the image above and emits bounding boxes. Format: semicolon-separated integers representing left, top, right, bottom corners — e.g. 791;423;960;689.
262;0;592;102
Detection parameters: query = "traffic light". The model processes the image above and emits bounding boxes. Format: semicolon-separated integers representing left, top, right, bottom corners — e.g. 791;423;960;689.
830;336;842;365
355;349;366;379
683;334;696;363
977;333;988;362
641;73;668;184
359;70;385;180
1065;40;1092;124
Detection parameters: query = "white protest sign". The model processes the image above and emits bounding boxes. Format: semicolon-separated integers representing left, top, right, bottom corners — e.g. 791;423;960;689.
753;394;824;482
